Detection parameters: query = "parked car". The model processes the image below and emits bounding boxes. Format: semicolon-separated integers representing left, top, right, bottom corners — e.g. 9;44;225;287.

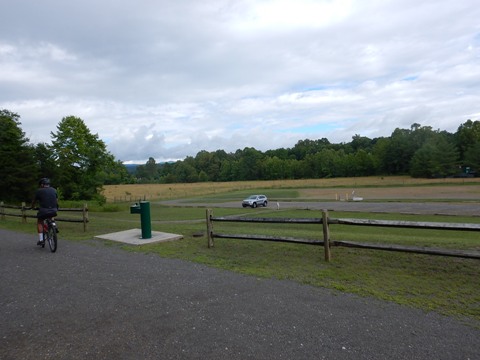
242;195;268;208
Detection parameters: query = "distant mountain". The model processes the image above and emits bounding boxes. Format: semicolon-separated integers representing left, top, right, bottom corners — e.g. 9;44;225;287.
124;164;140;174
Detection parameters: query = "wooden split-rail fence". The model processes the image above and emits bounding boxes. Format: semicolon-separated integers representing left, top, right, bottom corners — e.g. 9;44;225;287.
205;209;480;261
0;202;89;232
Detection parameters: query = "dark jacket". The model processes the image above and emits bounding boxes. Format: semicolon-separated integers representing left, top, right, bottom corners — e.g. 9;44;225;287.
33;187;58;219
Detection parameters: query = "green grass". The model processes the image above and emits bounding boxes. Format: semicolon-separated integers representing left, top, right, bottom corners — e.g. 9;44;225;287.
2;200;479;325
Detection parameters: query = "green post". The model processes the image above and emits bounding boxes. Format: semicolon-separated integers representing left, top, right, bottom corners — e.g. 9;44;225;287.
139;201;152;239
130;201;152;239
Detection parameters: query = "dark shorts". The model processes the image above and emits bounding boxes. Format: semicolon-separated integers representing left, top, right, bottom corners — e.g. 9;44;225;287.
37;208;57;220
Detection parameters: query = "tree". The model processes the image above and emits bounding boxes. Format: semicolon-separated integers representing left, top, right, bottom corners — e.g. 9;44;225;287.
464;141;480;173
237;147;263;180
455;120;480;160
50;116;117;202
291;138;330;160
218;159;235;181
371;137;390;174
136;157;159;182
262;156;285;180
382;129;410;174
173;161;198;182
353;149;376;176
100;158;134;185
194;150;221;181
34;143;58;181
350;134;374;152
410;135;459;178
0;110;38;202
380;124;438;175
410;143;435;178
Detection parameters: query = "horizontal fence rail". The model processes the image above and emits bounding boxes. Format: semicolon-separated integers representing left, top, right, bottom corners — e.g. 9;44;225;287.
211;216;323;224
212;233;323;245
206;209;480;261
0;202;89;232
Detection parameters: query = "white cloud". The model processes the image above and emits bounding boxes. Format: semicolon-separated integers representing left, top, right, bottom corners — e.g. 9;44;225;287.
231;0;354;32
0;0;479;163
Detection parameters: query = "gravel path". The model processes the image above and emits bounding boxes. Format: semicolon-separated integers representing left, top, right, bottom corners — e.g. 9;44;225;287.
268;201;480;216
160;199;480;216
1;229;479;360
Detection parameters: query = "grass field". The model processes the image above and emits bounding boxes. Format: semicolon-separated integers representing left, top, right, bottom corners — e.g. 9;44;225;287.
2;177;480;325
101;176;480;202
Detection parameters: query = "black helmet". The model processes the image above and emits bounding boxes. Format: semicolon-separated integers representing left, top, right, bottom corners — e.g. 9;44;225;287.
39;178;50;186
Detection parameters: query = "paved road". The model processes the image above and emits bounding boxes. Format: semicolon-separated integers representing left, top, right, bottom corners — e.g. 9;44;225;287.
161;199;480;216
1;229;479;360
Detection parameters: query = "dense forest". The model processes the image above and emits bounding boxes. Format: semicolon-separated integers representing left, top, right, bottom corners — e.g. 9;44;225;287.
135;121;480;183
1;108;479;203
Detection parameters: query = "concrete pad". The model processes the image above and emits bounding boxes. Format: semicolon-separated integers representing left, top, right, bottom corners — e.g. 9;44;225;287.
95;228;183;245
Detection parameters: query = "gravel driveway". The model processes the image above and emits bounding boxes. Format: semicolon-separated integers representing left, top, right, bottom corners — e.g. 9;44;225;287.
1;229;479;360
160;199;480;216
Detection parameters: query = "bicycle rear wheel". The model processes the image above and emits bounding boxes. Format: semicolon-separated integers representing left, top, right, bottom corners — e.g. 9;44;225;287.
47;226;57;253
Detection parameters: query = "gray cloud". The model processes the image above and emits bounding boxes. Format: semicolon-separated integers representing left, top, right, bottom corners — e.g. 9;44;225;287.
1;0;479;162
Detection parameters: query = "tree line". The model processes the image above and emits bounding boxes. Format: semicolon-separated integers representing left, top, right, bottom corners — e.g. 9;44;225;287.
135;121;480;183
2;107;479;203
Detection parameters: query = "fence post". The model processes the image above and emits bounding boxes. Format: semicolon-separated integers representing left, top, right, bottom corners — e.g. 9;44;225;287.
21;202;27;223
1;201;4;220
206;209;214;248
83;203;88;232
322;209;331;262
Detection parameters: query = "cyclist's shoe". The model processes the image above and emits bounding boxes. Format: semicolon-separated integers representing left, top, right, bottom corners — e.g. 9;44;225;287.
37;240;45;246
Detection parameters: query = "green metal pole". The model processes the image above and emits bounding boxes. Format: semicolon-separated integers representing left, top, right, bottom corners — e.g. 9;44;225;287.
139;201;152;239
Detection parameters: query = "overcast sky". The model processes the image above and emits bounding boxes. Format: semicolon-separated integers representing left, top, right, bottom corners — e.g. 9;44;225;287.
1;0;479;163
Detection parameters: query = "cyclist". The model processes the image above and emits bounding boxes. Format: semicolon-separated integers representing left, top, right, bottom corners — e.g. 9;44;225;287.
31;178;59;245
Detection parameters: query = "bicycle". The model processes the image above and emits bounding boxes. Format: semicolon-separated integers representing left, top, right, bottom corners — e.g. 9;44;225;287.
40;217;58;253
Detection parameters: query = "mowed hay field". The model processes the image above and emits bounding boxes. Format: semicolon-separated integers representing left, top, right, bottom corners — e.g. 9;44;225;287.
102;176;480;202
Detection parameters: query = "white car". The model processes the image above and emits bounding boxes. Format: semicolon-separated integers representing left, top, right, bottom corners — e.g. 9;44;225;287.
242;195;268;208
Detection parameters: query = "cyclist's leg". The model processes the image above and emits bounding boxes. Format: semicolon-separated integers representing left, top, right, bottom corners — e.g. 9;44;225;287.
36;217;44;245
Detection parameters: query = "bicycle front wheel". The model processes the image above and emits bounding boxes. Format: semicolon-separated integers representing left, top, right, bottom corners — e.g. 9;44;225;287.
47;226;57;253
